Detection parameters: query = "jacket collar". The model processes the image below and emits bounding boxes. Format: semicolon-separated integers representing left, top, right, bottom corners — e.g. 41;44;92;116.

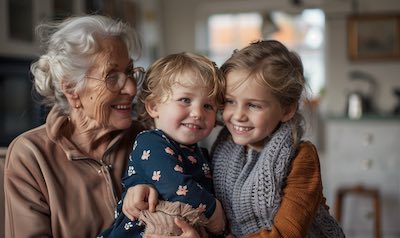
45;106;126;161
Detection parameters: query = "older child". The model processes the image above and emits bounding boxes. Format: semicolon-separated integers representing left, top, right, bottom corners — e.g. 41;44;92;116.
211;40;344;237
98;52;226;238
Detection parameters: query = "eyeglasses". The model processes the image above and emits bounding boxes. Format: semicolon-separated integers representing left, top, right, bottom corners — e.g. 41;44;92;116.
85;62;145;92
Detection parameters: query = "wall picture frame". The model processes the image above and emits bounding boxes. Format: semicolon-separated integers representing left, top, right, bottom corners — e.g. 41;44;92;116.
347;14;400;61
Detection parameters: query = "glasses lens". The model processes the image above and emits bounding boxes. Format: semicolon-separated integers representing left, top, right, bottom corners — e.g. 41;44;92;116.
104;64;144;92
105;72;125;92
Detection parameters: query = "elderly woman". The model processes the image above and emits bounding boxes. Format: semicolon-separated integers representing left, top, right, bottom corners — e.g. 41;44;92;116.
4;15;144;237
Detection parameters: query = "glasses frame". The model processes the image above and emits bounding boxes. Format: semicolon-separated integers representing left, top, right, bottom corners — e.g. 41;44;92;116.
85;62;145;92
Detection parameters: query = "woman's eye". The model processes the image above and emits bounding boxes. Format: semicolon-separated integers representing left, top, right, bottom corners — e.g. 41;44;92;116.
125;66;134;77
106;73;119;85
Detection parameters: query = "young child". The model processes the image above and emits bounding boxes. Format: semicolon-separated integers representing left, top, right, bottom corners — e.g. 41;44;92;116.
98;52;226;238
211;40;345;237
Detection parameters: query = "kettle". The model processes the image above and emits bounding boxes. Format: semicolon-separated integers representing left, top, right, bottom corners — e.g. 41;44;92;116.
346;70;376;119
346;92;363;119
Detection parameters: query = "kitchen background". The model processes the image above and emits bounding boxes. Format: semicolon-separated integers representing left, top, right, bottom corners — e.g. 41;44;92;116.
0;0;399;237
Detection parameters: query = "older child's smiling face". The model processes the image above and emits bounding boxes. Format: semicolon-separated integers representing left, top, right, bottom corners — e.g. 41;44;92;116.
223;69;293;151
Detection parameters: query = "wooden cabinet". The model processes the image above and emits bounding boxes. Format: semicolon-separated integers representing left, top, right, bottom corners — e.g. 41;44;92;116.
323;119;400;238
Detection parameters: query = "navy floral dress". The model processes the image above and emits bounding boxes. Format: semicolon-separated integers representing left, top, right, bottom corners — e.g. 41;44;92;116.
98;129;216;238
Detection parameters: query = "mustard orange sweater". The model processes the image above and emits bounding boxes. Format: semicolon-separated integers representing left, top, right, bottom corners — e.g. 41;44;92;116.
244;142;329;238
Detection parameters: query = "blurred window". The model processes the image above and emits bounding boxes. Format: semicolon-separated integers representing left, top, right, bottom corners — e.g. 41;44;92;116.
208;9;325;98
208;13;262;66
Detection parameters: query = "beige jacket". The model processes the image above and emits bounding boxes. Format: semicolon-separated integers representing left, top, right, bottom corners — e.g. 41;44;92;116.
4;106;143;237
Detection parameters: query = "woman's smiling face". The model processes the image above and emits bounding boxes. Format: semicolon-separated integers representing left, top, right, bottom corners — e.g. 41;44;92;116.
78;36;137;130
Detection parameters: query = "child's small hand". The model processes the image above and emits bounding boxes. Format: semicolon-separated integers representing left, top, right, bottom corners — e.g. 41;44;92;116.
122;184;158;220
143;218;201;238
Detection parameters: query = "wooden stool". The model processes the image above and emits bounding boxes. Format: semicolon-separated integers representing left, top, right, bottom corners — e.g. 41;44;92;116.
335;185;381;238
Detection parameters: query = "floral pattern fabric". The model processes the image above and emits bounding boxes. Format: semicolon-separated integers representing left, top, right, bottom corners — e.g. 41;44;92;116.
98;129;216;238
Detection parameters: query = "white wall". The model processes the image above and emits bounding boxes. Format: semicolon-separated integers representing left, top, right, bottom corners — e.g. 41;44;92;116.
159;0;400;116
324;0;400;115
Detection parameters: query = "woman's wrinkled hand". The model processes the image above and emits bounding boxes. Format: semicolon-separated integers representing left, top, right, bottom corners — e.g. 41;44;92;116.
122;184;158;220
143;218;201;238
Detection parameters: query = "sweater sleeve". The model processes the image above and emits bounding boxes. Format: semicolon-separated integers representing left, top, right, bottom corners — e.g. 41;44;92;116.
243;142;323;238
4;137;52;238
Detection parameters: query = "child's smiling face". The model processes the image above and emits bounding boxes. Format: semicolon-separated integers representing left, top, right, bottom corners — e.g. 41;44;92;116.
223;69;294;151
147;72;217;145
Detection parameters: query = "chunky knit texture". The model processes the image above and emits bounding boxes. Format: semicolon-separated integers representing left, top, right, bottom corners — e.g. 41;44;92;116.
212;123;295;237
212;124;345;237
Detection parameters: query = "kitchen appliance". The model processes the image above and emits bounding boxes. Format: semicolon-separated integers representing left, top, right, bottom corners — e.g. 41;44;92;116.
347;91;363;119
346;70;376;119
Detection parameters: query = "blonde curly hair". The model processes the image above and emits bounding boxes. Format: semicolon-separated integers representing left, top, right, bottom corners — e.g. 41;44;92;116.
137;52;225;129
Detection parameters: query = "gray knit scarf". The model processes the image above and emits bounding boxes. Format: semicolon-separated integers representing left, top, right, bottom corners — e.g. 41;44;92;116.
212;123;295;237
212;123;345;237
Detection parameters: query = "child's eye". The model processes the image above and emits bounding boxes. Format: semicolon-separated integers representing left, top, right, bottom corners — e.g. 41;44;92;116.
204;104;215;111
224;99;234;105
178;98;191;104
249;103;262;109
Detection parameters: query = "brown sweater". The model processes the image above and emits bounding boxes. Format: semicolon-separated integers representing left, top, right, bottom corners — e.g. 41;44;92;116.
4;106;143;237
243;142;328;238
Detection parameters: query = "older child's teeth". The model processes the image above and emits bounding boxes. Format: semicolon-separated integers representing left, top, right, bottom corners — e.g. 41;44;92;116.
233;125;251;132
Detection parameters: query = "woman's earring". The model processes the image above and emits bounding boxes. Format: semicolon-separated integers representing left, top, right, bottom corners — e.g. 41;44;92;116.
75;104;80;108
